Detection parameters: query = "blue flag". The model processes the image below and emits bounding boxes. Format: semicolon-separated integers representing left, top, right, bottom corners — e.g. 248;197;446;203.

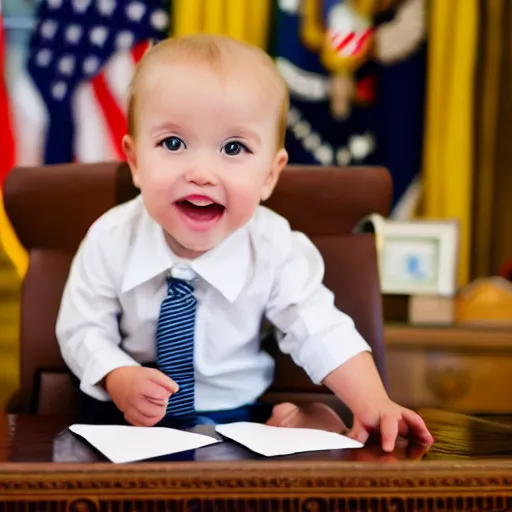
273;0;427;211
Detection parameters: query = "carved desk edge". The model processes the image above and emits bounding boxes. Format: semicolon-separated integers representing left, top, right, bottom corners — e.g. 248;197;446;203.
2;460;512;497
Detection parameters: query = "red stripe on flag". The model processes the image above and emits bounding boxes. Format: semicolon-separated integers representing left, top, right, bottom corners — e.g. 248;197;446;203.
132;41;150;63
0;15;15;186
91;40;151;161
91;72;126;160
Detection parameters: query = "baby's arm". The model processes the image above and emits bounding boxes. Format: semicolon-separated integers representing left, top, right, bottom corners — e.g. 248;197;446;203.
322;351;433;451
265;230;371;390
56;223;176;425
265;230;433;451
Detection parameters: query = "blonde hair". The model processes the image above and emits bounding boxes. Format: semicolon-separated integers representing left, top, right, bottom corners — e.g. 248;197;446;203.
127;34;289;148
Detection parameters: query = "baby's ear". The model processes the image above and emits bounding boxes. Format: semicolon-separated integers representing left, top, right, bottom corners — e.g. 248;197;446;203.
122;135;140;188
261;149;288;201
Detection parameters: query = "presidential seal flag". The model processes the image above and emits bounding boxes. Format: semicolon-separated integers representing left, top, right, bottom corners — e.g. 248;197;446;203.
273;0;427;214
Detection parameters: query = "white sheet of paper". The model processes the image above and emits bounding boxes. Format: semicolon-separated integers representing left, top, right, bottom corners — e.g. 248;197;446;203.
69;424;219;463
215;422;363;457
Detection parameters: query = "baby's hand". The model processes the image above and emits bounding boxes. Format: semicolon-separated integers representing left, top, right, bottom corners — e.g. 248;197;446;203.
104;366;178;426
346;398;434;453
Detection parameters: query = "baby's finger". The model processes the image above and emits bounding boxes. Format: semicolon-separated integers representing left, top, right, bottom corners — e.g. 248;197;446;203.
140;378;174;402
147;369;179;394
380;415;399;453
401;409;435;446
146;395;168;407
135;395;166;418
124;407;162;427
346;419;370;446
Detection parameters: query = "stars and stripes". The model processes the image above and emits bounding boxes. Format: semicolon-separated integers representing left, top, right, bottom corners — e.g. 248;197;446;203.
25;0;169;164
156;278;197;421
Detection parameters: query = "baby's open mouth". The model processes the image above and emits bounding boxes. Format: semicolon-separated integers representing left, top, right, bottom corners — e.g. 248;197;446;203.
175;197;225;222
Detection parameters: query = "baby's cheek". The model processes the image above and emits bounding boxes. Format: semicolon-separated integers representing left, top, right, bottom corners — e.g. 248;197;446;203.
141;167;174;197
148;168;174;189
139;186;171;223
140;185;161;207
227;187;263;225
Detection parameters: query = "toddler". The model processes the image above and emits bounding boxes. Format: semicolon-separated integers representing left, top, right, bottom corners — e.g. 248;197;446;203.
56;34;433;453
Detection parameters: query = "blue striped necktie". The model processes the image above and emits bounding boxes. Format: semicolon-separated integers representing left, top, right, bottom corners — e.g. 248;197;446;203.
156;277;197;420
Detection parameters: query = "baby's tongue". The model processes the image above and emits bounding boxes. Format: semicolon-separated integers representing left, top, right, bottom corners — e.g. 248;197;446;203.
177;201;223;221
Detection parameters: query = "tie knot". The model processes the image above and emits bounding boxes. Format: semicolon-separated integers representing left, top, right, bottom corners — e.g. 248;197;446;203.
167;277;194;298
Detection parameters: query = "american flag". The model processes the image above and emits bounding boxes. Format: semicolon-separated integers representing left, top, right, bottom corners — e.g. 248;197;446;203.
23;0;169;165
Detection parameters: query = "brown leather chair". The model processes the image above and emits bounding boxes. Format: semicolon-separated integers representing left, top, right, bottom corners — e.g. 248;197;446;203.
4;162;392;415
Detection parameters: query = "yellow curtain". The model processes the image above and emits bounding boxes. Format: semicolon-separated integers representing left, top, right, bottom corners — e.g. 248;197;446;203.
0;193;27;277
472;0;503;278
421;0;478;286
0;194;22;410
171;0;271;49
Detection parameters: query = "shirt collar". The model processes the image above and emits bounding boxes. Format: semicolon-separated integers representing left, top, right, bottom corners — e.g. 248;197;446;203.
121;207;251;303
191;225;251;303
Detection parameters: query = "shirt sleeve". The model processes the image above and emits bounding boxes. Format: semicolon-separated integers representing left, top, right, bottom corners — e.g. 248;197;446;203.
55;225;140;401
265;230;371;385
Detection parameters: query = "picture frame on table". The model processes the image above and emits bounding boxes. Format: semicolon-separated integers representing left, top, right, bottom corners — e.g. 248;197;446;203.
355;214;459;297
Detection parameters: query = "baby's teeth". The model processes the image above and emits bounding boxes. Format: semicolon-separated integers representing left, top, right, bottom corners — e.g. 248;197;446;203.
189;199;213;206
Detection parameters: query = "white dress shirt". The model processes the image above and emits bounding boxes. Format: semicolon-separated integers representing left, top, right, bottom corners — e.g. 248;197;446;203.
56;195;371;411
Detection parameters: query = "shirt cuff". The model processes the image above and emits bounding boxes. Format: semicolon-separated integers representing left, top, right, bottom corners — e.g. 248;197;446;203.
80;348;141;401
301;328;372;385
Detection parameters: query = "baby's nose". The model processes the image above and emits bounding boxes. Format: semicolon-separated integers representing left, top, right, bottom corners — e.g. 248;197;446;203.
184;167;217;186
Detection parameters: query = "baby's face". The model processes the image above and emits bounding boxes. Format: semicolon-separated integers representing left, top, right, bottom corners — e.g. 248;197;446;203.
124;60;287;259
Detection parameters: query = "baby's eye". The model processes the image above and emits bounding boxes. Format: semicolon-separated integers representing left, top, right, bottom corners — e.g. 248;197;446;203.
222;141;249;156
160;136;186;152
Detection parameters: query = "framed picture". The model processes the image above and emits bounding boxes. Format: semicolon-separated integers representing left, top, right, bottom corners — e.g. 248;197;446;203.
355;214;459;296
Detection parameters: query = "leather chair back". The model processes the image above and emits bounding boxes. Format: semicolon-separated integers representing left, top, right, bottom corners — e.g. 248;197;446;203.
4;162;392;414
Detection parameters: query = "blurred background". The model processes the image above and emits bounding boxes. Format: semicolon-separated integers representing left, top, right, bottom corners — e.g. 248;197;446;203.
1;0;512;414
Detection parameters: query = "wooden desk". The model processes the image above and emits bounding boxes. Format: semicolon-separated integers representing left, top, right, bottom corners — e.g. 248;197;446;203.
2;410;512;510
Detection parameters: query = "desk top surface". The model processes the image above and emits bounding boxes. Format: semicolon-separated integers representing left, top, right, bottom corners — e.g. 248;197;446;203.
3;409;512;498
2;408;512;467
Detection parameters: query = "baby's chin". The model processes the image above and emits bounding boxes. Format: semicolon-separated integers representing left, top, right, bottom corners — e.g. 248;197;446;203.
164;232;225;259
